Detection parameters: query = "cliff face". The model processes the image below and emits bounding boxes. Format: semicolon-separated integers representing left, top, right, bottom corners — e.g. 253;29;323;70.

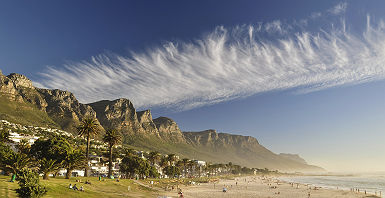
88;100;183;141
0;71;324;172
153;117;185;143
137;110;160;137
88;99;150;136
183;130;324;172
37;89;100;132
0;72;99;132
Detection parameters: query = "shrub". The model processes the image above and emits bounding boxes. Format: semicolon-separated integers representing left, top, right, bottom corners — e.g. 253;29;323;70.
16;169;47;198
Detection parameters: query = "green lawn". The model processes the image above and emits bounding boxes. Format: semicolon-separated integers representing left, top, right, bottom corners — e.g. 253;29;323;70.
0;175;157;198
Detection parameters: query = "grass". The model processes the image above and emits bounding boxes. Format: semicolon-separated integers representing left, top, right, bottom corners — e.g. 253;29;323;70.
0;175;156;198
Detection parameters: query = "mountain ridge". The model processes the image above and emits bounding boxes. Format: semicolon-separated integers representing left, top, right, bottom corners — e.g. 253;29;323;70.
0;71;325;172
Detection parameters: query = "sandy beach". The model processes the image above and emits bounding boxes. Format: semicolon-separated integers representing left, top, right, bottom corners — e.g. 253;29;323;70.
160;176;375;198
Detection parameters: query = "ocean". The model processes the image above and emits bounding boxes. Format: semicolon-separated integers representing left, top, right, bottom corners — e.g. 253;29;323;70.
280;173;385;197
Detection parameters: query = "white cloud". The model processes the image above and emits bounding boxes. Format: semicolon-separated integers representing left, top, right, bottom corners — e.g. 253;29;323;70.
35;10;385;111
328;2;347;15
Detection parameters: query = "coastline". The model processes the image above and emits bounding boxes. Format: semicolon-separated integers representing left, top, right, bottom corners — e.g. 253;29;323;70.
159;175;378;198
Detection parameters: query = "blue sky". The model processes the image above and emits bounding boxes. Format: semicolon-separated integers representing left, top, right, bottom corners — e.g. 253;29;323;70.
1;0;385;171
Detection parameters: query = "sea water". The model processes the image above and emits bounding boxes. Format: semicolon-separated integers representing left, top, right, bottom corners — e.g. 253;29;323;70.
280;173;385;197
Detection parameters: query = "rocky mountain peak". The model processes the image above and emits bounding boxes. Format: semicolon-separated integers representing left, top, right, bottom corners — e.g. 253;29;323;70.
88;98;145;136
7;73;34;89
153;117;185;142
137;110;152;123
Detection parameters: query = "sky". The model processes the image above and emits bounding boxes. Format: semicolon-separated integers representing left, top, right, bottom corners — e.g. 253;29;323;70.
1;0;385;172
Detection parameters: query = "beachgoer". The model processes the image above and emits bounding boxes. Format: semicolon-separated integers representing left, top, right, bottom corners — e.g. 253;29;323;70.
69;184;73;189
80;186;84;191
10;174;16;182
223;187;227;192
73;184;78;191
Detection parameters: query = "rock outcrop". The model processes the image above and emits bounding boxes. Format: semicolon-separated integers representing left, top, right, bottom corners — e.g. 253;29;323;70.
88;99;145;136
0;72;100;132
7;73;34;89
153;117;185;143
137;110;160;137
0;72;21;101
37;89;100;132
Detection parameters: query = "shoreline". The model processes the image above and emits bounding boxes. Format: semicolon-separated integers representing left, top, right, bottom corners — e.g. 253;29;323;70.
158;175;379;198
278;175;383;198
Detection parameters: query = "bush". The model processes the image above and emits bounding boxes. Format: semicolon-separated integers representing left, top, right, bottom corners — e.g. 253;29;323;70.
16;169;47;198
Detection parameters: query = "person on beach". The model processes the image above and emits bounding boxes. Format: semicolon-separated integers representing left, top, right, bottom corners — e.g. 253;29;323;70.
69;184;72;189
73;184;78;191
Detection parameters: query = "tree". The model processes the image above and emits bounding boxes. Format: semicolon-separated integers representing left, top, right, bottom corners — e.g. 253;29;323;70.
2;152;31;176
102;129;122;178
37;158;62;180
181;158;189;177
17;139;31;154
163;165;180;178
30;135;71;180
77;117;99;177
120;155;152;179
148;151;161;165
0;127;10;142
187;160;197;177
63;149;86;179
159;156;168;168
166;154;176;166
16;168;47;198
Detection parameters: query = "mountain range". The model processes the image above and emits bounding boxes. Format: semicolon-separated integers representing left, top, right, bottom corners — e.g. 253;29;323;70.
0;70;324;172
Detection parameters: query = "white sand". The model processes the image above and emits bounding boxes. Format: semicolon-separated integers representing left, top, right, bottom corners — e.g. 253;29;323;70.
160;176;372;198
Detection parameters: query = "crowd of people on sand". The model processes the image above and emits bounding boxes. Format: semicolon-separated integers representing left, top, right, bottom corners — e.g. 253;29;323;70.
208;176;321;197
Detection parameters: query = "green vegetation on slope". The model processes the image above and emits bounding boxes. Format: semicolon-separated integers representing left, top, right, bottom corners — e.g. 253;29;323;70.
123;135;219;161
0;96;59;129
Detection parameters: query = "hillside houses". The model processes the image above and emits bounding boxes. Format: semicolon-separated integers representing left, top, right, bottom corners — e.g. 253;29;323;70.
1;119;215;179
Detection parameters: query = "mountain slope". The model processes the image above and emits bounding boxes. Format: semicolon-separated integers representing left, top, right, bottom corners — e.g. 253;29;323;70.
184;130;324;172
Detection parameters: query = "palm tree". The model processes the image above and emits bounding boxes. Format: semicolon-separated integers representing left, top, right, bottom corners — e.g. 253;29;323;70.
77;117;99;177
2;152;30;175
16;139;30;154
167;154;176;166
187;160;197;177
63;149;86;179
38;158;62;180
148;151;161;166
181;158;189;177
103;129;122;178
159;156;168;169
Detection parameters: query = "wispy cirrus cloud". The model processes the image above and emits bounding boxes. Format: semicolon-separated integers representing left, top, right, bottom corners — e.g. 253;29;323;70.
328;2;347;15
35;3;385;111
